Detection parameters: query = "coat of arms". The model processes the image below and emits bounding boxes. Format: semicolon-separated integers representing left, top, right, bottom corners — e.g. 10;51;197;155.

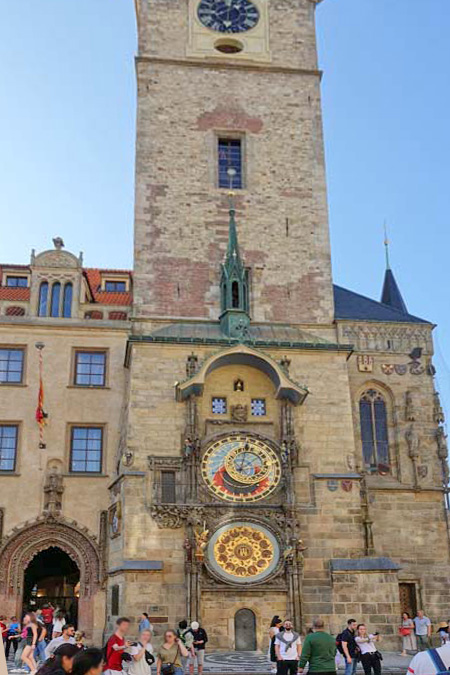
381;364;395;375
394;364;407;376
341;480;353;492
357;355;374;373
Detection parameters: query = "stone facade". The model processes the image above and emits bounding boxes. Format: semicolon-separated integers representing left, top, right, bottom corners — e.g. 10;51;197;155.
0;0;449;656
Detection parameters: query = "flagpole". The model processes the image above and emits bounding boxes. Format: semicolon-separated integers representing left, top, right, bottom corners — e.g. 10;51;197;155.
35;341;47;449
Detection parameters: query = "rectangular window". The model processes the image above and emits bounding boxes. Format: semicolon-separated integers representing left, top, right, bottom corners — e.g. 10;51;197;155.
0;348;24;384
161;471;176;503
70;426;103;473
6;276;28;287
105;281;126;292
0;425;18;471
218;138;242;189
212;397;227;414
251;399;266;416
74;351;106;387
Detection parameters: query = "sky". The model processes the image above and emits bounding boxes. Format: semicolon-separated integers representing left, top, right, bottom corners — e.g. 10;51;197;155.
0;0;449;420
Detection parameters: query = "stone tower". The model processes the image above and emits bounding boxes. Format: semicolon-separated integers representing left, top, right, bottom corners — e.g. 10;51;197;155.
133;0;334;325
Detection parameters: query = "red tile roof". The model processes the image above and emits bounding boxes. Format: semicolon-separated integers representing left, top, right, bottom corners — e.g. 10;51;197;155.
0;287;30;300
83;268;133;306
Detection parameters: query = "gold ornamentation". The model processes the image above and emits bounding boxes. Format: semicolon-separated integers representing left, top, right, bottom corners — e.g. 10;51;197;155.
202;434;281;503
213;525;274;579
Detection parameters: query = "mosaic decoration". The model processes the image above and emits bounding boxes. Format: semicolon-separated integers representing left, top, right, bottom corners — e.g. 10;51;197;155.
208;522;280;584
202;434;281;502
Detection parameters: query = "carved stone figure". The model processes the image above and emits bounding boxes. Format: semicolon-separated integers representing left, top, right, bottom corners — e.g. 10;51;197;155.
194;525;209;561
437;426;448;460
186;353;198;378
405;425;420;459
434;392;445;424
234;378;244;391
122;450;134;467
43;468;64;515
405;390;418;422
109;502;122;538
231;404;248;422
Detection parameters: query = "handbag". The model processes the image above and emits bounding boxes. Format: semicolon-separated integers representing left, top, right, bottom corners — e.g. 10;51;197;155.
161;645;179;675
400;627;411;636
375;651;383;661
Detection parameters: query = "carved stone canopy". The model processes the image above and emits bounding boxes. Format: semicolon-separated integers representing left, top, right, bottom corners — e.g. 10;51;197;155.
176;344;308;405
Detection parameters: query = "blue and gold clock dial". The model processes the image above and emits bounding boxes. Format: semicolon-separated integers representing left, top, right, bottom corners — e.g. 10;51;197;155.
197;0;260;34
202;434;281;503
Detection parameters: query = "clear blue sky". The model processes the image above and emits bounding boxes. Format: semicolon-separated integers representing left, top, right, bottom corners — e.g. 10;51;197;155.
1;0;449;421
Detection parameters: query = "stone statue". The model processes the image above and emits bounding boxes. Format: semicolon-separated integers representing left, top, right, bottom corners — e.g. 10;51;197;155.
194;524;209;561
434;392;445;425
405;425;420;459
43;468;64;515
437;426;448;460
405;390;418;422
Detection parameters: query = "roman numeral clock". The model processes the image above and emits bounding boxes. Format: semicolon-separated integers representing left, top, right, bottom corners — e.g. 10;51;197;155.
187;0;270;62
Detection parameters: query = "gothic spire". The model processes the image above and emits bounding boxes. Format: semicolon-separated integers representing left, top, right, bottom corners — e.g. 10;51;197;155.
219;194;250;338
380;228;408;314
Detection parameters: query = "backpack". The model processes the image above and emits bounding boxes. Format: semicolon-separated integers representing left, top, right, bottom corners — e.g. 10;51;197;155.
428;648;450;675
336;632;347;655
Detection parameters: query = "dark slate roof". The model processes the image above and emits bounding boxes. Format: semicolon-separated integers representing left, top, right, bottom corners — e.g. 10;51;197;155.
381;268;408;313
333;285;430;324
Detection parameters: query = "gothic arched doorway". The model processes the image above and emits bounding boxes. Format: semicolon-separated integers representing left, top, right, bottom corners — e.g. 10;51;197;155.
235;608;257;651
24;547;80;625
0;517;103;640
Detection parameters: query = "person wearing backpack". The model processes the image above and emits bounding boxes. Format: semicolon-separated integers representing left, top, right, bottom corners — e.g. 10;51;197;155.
274;620;302;675
338;619;359;675
268;617;283;674
103;617;133;675
407;641;450;675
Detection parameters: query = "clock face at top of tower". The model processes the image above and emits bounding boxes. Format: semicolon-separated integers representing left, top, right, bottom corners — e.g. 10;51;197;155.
197;0;260;34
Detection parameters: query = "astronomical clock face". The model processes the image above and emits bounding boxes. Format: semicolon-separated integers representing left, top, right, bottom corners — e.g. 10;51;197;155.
197;0;260;34
202;434;281;503
208;522;280;583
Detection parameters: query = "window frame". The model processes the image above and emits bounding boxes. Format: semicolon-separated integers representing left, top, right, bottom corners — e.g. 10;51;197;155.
69;424;105;474
0;423;20;473
5;276;29;288
101;276;130;292
251;398;267;417
0;346;25;385
358;388;391;474
211;396;227;415
72;349;108;388
160;470;177;504
216;134;246;190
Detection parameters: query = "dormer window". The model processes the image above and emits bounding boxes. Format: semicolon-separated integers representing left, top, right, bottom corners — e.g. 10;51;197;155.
5;276;28;288
105;280;126;292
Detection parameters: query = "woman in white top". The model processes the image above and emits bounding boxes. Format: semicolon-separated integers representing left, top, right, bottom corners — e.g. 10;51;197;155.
268;617;283;674
52;612;65;639
355;624;381;675
129;630;154;675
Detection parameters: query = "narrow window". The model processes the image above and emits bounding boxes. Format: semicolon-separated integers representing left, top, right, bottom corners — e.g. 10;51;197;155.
0;348;24;384
161;470;176;503
63;283;73;318
70;426;103;473
6;276;28;287
232;281;240;308
111;585;120;615
0;425;18;471
74;351;106;387
38;282;49;316
50;282;61;317
359;389;390;473
218;138;242;189
105;280;127;292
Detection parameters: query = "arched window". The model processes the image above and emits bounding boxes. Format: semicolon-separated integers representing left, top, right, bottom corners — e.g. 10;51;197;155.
50;282;61;317
232;281;240;308
63;283;73;318
359;389;390;473
38;282;48;317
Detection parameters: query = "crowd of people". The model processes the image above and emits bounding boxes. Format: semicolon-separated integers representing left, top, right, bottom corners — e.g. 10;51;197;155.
2;608;450;675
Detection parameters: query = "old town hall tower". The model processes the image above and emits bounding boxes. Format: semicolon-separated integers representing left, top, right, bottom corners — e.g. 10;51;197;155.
1;0;447;653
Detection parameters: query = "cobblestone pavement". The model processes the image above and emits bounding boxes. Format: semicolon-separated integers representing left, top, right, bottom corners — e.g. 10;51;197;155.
5;651;411;674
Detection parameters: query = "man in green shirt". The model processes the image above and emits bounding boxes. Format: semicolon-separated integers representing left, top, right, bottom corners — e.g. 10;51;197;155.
298;619;337;675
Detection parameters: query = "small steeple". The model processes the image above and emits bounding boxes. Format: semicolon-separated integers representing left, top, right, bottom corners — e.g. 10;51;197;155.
380;225;408;313
219;185;250;339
